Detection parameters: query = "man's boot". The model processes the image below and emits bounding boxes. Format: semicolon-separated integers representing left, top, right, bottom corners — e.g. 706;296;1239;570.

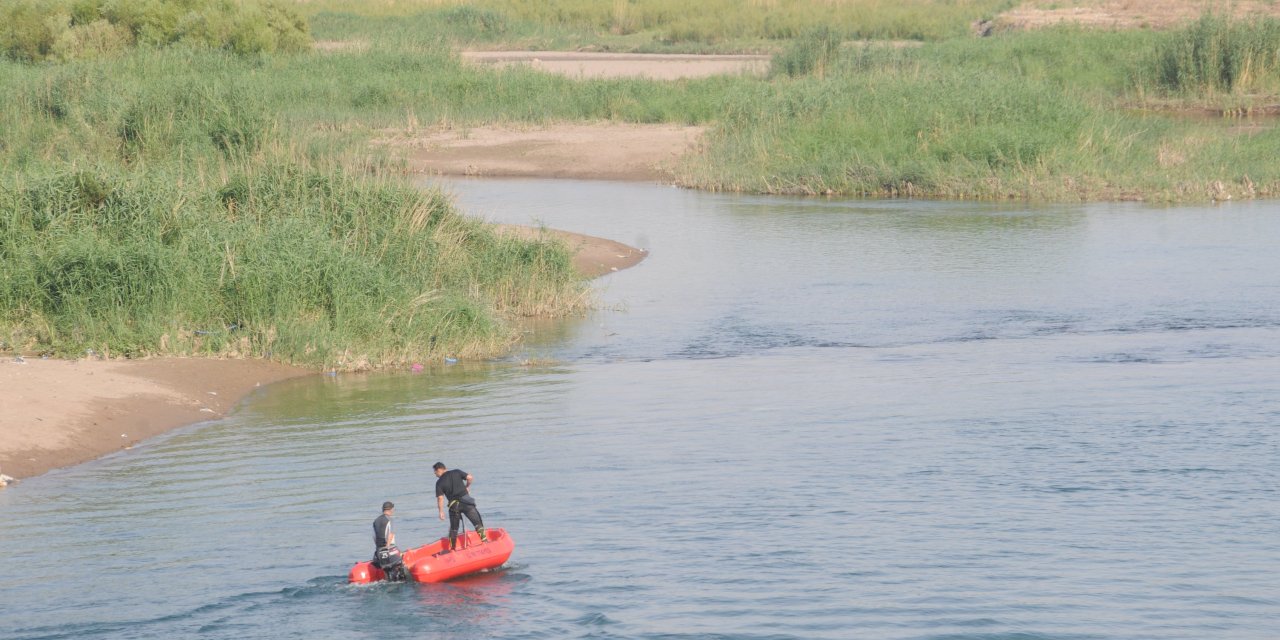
477;526;489;543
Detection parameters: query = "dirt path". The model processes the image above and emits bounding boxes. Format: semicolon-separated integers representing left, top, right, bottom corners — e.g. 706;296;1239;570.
461;51;770;80
380;123;706;182
991;1;1280;31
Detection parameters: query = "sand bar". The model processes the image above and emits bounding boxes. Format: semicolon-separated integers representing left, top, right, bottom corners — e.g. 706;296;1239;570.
381;122;706;183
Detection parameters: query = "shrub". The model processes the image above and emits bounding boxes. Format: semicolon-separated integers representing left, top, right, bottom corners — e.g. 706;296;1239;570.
772;27;843;78
51;18;133;61
439;5;509;37
0;0;311;62
0;1;67;62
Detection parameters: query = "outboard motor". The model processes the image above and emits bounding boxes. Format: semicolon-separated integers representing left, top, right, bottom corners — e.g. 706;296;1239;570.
374;545;407;582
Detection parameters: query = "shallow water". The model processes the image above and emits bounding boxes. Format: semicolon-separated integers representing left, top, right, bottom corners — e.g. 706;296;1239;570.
2;180;1278;639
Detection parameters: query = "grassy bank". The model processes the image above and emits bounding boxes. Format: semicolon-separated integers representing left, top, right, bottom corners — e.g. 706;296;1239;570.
0;42;587;369
682;25;1280;199
0;160;585;368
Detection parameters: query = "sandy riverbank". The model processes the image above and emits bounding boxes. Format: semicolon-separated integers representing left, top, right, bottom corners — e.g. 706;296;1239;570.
0;226;644;482
0;357;307;481
496;224;647;277
380;122;706;183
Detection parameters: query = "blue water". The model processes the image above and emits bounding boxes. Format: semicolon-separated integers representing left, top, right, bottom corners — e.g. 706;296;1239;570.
2;180;1278;639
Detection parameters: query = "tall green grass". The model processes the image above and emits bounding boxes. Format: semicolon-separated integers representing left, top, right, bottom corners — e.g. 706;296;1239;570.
1147;14;1280;95
682;27;1280;199
0;45;588;368
0;161;583;367
771;27;844;78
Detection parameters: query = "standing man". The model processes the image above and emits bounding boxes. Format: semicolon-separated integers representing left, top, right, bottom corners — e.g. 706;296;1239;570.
434;461;487;551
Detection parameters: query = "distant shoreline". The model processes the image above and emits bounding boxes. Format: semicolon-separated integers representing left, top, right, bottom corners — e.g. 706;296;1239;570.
0;225;645;482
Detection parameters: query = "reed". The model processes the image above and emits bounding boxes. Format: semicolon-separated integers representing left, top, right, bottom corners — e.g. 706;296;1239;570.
680;27;1280;200
0;159;585;367
1146;13;1280;95
771;27;844;78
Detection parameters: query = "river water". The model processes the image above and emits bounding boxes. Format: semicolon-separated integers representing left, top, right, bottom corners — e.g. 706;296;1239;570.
2;179;1278;639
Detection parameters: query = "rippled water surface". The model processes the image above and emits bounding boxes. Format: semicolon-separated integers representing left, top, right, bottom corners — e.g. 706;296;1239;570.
2;180;1278;639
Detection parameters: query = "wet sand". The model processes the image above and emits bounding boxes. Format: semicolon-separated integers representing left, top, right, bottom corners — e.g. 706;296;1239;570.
0;358;307;481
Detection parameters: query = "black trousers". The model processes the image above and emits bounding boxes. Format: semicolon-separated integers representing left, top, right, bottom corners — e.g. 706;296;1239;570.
448;502;483;540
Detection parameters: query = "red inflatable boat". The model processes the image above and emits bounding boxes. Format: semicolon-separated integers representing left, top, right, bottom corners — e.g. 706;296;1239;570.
349;528;514;584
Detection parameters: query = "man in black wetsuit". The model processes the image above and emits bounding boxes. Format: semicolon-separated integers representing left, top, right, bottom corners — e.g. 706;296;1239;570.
434;462;487;551
373;501;397;550
372;501;406;580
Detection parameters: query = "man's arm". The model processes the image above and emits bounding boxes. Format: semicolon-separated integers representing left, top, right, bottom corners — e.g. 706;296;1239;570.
465;473;474;489
438;494;446;520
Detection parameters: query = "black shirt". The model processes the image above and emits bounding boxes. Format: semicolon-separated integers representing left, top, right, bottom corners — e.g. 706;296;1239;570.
435;469;470;503
373;514;392;549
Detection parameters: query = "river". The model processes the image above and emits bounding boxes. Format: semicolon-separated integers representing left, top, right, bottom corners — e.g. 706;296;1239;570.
2;179;1277;639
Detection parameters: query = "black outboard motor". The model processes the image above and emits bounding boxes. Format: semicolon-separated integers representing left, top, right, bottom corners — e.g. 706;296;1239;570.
374;545;407;582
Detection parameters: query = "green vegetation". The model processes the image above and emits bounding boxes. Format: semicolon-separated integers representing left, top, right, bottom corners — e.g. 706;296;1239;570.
294;3;1280;199
771;27;844;78
684;27;1280;198
1;0;311;62
1151;14;1280;95
0;159;583;368
0;31;586;368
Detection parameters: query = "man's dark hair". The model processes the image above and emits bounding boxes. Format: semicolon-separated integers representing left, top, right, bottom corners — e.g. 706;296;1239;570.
382;501;394;511
432;462;446;471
